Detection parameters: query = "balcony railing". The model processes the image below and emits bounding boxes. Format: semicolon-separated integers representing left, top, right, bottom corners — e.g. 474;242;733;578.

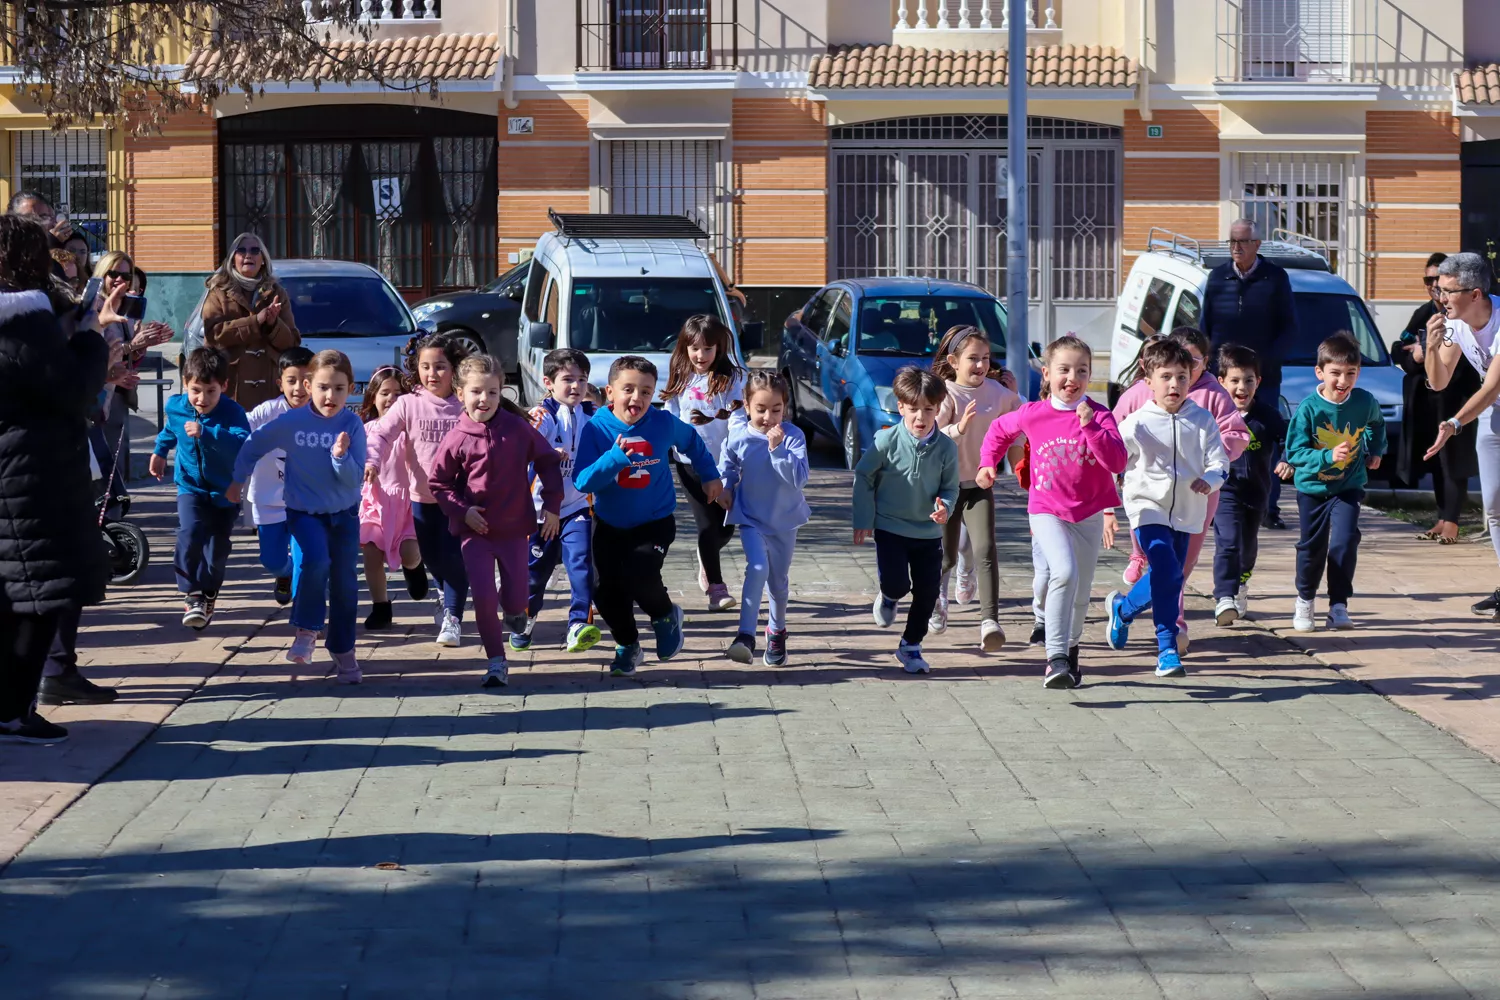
1215;0;1376;83
895;1;1056;31
304;0;440;22
577;0;738;72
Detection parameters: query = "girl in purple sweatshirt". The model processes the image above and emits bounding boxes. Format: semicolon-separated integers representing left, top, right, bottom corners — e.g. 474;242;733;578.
429;355;563;689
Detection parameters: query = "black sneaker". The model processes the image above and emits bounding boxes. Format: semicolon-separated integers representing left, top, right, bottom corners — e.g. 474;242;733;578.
203;594;218;627
37;669;118;706
182;594;208;630
1067;645;1082;687
0;712;68;744
273;576;293;606
726;632;756;664
1472;588;1500;620
1044;656;1076;690
1028;623;1045;646
1266;512;1288;530
764;629;788;667
404;564;430;601
364;601;393;630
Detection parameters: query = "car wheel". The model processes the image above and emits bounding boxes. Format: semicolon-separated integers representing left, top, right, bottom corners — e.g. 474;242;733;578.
446;328;485;359
842;409;861;471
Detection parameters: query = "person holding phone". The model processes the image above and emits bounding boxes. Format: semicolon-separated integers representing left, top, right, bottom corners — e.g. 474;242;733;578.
201;233;300;411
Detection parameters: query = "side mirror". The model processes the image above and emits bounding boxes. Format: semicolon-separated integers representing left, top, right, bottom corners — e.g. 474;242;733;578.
1030;340;1043;358
527;320;554;350
417;318;438;334
740;320;764;352
505;283;524;302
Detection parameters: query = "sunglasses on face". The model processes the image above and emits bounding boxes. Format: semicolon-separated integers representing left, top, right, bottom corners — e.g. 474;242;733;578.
1424;276;1440;286
235;246;264;258
104;270;132;282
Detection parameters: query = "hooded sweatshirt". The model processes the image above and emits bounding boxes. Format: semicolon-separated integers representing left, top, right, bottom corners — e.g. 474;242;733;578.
153;393;251;508
231;404;366;515
1117;398;1231;534
936;377;1022;484
575;405;719;530
719;420;811;532
429;409;563;540
245;395;291;525
852;423;960;540
364;386;464;505
1114;370;1251;462
531;395;595;519
979;397;1127;523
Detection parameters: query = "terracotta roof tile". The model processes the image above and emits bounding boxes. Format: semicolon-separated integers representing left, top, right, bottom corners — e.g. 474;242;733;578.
184;32;500;84
809;43;1137;91
1457;63;1500;106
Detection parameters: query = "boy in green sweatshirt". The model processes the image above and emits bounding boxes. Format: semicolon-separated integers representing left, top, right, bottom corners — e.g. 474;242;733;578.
1283;333;1387;633
853;367;960;674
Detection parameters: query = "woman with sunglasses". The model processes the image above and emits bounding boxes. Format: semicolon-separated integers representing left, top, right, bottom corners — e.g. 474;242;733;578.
201;233;300;411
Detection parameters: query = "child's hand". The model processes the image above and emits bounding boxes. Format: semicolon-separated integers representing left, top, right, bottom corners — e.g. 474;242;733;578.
615;434;644;458
703;479;724;505
1275;461;1294;482
717;491;733;511
930;498;949;525
1331;441;1354;466
465;506;489;535
765;424;785;450
1189;478;1212;495
225;482;242;504
539;511;561;540
1101;511;1117;549
1366;454;1382;470
554;447;568;460
955;400;979;435
998;368;1018;392
331;432;350;459
853;529;872;545
364;466;379;485
149;454;166;481
975;466;997;489
1076;398;1094;428
184;420;201;439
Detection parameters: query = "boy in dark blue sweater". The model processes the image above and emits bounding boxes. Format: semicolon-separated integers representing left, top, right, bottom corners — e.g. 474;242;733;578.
574;355;722;676
150;348;250;631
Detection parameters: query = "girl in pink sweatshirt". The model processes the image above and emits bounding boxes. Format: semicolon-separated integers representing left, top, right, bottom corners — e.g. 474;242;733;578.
364;332;469;647
1109;327;1250;646
358;366;427;631
977;336;1127;689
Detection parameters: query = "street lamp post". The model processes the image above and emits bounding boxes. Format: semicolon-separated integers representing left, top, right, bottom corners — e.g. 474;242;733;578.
1005;0;1030;394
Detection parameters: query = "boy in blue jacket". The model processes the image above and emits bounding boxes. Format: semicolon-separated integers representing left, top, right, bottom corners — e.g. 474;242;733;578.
150;348;251;631
574;355;722;676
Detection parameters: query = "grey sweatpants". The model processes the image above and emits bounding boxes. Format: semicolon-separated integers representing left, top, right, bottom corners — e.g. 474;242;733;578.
1029;512;1104;660
1479;408;1500;568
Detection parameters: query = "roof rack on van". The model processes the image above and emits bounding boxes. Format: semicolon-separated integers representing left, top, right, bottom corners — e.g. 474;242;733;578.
548;209;709;243
1144;226;1331;272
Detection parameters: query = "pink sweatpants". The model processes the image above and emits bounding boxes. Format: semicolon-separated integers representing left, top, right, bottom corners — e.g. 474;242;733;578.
460;534;529;658
1126;493;1220;635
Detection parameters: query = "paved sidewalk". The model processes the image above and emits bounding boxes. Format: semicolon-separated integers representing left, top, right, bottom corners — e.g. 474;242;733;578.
3;464;1500;998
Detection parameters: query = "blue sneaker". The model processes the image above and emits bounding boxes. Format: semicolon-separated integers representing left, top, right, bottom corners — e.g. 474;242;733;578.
508;615;536;651
651;604;685;661
872;594;899;628
1106;589;1130;650
1155;649;1185;678
609;643;644;676
895;640;930;674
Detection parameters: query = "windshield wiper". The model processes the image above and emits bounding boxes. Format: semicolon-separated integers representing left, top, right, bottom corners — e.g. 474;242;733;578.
860;348;931;357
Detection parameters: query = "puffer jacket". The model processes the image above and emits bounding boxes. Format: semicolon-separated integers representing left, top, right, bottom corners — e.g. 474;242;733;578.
201;280;300;410
0;289;110;615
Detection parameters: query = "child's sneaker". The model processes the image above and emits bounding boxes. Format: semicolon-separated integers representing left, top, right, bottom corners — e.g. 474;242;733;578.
1235;584;1249;618
503;612;530;636
1028;621;1046;646
872;593;899;628
404;564;429;601
1123;556;1146;586
1327;603;1355;630
726;632;756;663
696;554;710;594
1177;632;1190;656
182;594;208;631
652;604;685;661
481;655;509;688
763;628;788;667
437;613;462;648
1293;597;1316;632
1044;655;1074;689
286;629;317;665
202;594;218;627
706;584;736;611
895;640;930;674
980;618;1005;652
1214;597;1239;627
273;576;293;606
1068;645;1082;687
364;601;393;631
610;643;644;676
510;616;536;651
1155;649;1186;678
1105;590;1129;650
954;567;977;606
565;621;602;654
331;650;361;685
929;595;949;635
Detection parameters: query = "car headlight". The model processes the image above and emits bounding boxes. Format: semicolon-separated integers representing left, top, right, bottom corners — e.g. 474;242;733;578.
874;385;900;416
411;300;452;320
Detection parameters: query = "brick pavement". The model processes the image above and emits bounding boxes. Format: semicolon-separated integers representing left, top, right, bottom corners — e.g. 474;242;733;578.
2;454;1500;998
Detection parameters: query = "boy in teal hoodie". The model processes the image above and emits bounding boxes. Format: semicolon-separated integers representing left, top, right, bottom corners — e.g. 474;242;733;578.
853;367;960;674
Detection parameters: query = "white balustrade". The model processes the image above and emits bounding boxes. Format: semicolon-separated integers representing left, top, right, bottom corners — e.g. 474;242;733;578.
303;0;438;19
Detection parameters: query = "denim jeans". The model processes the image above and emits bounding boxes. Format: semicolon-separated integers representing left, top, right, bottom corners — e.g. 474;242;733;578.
287;506;361;655
1119;524;1191;653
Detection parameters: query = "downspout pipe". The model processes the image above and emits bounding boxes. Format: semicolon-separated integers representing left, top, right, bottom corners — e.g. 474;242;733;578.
502;0;519;109
1138;0;1152;121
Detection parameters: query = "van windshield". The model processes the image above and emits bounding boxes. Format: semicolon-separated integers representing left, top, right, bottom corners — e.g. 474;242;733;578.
854;295;1008;358
1286;295;1390;366
567;278;726;354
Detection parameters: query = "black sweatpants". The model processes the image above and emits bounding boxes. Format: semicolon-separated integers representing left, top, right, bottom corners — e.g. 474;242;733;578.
1432;456;1469;524
0;608;63;723
1212;488;1264;600
874;529;942;646
674;461;734;585
593;514;676;647
1295;490;1363;605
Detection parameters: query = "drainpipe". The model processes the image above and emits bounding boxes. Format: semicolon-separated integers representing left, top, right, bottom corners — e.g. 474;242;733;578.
502;0;519;109
1138;0;1152;121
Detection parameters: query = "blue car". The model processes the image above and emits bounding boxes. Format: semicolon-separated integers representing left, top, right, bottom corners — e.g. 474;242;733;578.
778;278;1020;469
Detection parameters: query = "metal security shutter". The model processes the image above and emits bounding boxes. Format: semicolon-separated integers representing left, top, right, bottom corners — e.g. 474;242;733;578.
602;139;727;264
12;129;110;250
1241;0;1348;80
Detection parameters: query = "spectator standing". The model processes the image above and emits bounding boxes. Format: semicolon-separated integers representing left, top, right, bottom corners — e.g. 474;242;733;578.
201;233;299;410
7;191;73;248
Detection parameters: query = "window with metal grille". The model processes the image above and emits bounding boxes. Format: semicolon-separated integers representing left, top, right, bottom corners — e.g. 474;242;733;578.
1237;152;1351;272
12;129;110;251
1240;0;1348;81
832;116;1121;145
600;139;728;265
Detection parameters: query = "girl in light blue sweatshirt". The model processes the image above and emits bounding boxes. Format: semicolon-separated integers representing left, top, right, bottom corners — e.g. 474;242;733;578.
718;371;810;667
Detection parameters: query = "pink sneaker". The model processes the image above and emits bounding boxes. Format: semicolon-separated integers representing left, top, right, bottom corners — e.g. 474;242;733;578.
331;650;362;685
707;583;736;611
286;629;317;665
1123;556;1146;586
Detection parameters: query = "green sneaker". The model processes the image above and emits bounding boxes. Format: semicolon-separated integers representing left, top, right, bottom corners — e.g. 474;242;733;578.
567;621;602;653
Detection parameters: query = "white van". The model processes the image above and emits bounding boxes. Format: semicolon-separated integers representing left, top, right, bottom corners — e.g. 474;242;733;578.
516;212;762;406
1108;229;1403;459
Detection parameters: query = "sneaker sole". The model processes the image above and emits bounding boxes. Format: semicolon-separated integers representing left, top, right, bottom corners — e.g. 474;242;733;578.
928;620;948;635
763;654;787;667
566;625;602;654
36;692;117;707
1104;590;1127;650
509;639;532;651
1292;621;1317;633
481;675;509;688
1327;620;1356;631
902;665;931;674
285;652;312;665
1155;667;1186;678
1043;671;1075;689
609;667;637;677
436;634;461;648
980;630;1006;653
336;674;362;686
1215;607;1239;627
725;645;754;664
182;615;207;629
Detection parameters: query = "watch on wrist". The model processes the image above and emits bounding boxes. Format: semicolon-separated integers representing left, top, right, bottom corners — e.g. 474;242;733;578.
1448;417;1463;432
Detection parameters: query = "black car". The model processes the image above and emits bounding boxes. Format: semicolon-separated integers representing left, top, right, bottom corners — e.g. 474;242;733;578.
410;261;527;379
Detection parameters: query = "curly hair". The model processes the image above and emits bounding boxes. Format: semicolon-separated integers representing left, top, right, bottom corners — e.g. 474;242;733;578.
403;330;471;383
0;216;55;293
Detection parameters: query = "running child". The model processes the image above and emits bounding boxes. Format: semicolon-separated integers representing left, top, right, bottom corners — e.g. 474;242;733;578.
429;355;563;689
228;350;367;682
932;324;1021;650
150;347;251;631
358;365;428;630
1284;333;1387;632
1104;339;1230;679
513;348;601;655
718;371;810;667
976;337;1127;689
245;345;313;606
853;367;959;675
1212;344;1290;625
661;315;746;611
575;355;723;676
365;332;468;647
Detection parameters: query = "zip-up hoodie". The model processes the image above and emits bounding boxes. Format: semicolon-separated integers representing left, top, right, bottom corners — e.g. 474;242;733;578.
153;393;251;508
232;405;367;515
853;423;960;539
1114;370;1251;462
980;398;1127;522
719;420;811;532
364;386;463;505
575;405;719;529
430;410;564;540
245;395;291;525
1117;398;1231;534
531;395;595;519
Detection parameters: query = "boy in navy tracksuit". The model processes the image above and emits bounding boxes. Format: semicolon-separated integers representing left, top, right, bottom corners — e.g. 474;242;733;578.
574;355;722;676
1212;344;1290;626
150;348;251;631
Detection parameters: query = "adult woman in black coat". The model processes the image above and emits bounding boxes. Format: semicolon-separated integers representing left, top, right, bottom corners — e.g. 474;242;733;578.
1392;252;1480;543
0;216;115;743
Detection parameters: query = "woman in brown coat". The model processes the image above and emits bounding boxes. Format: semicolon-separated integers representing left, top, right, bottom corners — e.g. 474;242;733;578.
201;233;299;410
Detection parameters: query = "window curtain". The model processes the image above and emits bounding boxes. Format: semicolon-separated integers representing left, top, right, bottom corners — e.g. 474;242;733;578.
228;144;285;244
432;136;494;288
293;142;350;259
359;141;420;283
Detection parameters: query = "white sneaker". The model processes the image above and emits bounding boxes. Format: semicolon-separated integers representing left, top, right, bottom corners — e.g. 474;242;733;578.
1293;597;1316;632
928;595;949;635
1235;584;1249;618
1327;603;1355;630
437;613;462;647
1215;597;1239;627
696;554;709;594
481;655;509;688
980;618;1006;652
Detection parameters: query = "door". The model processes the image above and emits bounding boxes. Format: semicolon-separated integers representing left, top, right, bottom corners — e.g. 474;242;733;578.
812;291;851;436
788;288;836;416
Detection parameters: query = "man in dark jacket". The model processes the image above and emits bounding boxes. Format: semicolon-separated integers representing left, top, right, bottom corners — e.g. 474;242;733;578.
1202;219;1299;526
